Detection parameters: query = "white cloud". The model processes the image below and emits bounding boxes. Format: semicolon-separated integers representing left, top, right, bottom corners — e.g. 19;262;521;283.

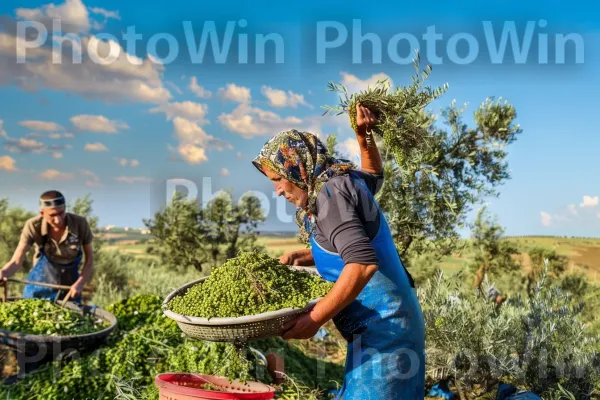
597;212;600;219
0;155;17;171
80;169;102;187
64;133;74;139
261;86;312;109
116;157;139;167
19;120;64;131
0;33;47;59
236;152;244;159
52;152;63;159
71;115;129;133
0;30;171;104
218;104;302;139
89;7;120;21
172;117;232;164
339;72;393;95
177;144;207;164
165;81;183;95
220;168;230;176
3;133;71;154
38;169;74;180
189;77;212;99
149;101;209;124
0;121;6;138
84;142;108;152
580;195;599;208
16;0;91;33
115;176;153;184
540;195;600;229
540;212;553;227
218;83;251;103
338;138;361;160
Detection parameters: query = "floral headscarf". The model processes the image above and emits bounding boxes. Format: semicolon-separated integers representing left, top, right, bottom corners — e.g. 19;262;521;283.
252;129;356;243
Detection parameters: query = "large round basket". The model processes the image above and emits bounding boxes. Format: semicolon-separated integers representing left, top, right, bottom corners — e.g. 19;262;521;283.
0;297;117;357
162;266;324;343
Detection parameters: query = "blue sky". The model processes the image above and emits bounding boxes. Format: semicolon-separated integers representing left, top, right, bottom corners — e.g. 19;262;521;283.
0;0;598;236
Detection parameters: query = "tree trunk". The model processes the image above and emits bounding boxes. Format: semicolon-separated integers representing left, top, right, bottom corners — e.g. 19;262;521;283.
473;263;488;296
226;223;241;259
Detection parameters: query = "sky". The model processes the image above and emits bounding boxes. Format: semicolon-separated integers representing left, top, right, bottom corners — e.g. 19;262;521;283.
0;0;598;236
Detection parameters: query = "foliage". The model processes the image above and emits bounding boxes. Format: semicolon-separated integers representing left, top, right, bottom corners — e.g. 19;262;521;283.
468;207;522;294
526;247;569;294
0;198;36;272
403;248;444;286
325;134;340;158
204;191;266;261
560;272;589;300
144;190;266;273
0;293;343;400
143;191;210;273
166;252;333;318
419;262;600;399
323;50;522;258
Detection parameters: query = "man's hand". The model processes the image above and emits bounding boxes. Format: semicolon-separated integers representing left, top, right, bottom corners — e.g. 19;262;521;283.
355;102;377;136
280;310;323;340
68;281;84;299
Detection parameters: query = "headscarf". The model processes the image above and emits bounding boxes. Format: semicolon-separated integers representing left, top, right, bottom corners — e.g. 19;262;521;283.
252;129;356;243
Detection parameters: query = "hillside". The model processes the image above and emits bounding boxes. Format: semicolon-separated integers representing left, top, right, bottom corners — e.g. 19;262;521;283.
100;233;600;282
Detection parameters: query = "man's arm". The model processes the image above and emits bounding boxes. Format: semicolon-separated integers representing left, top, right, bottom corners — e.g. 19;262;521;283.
0;241;30;280
69;243;93;297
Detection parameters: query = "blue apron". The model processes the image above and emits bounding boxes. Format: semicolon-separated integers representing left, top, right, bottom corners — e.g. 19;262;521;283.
22;235;83;303
308;172;426;399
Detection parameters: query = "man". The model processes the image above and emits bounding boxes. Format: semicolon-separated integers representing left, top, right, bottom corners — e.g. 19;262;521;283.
0;190;94;302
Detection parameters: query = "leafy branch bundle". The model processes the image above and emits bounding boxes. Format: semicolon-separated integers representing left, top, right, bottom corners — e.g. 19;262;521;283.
322;50;449;169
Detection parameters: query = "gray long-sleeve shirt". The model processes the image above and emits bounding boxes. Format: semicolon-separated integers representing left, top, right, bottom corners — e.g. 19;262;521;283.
313;170;384;266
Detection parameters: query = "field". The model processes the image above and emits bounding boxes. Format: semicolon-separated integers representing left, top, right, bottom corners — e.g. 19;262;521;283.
3;230;599;398
101;231;600;282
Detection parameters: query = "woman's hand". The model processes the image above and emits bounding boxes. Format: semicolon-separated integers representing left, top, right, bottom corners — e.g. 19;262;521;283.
279;249;314;266
280;310;323;340
354;102;378;136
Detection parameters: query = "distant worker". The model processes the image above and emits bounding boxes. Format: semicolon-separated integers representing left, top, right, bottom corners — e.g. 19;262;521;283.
0;190;94;302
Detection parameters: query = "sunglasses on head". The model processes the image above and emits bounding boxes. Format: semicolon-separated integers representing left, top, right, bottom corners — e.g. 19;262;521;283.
40;197;66;208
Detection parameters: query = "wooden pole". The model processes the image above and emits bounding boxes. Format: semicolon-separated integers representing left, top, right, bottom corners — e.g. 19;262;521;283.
5;278;91;294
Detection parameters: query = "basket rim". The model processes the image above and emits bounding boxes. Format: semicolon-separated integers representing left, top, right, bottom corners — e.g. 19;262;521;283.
161;265;325;326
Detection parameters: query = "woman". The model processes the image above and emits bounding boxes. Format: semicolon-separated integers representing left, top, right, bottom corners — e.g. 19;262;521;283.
252;103;425;399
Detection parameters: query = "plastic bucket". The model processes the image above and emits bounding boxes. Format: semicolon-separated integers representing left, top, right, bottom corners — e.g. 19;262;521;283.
154;373;276;400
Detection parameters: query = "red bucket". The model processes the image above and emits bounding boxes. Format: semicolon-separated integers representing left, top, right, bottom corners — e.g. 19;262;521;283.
154;373;276;400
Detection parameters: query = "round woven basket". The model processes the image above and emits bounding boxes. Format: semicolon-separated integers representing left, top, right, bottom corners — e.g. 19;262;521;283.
161;266;324;343
0;298;117;356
